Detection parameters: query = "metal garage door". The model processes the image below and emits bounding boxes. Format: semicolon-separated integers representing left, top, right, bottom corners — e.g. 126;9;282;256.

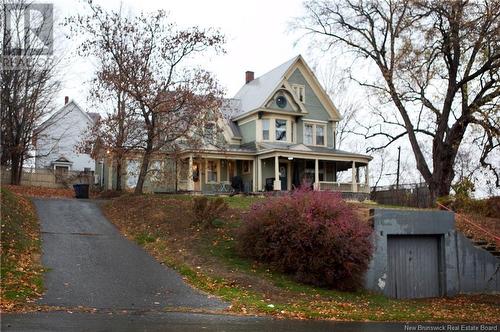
387;235;442;299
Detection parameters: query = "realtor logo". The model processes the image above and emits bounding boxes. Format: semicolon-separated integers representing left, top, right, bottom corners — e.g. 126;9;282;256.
2;3;53;56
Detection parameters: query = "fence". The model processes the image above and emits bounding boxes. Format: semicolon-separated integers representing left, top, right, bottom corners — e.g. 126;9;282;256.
1;167;94;189
371;183;431;208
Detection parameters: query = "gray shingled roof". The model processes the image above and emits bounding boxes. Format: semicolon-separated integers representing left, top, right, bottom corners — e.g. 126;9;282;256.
231;56;299;119
255;142;372;159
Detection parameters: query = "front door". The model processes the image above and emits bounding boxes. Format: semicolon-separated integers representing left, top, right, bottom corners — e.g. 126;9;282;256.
279;163;287;191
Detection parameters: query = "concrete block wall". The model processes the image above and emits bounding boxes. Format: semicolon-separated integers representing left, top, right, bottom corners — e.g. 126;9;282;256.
364;208;499;298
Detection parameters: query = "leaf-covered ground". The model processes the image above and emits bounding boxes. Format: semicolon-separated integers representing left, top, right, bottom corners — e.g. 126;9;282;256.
103;194;500;323
1;187;45;312
4;185;75;199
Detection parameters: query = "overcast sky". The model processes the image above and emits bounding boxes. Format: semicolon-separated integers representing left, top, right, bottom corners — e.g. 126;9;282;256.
46;0;498;196
52;0;310;108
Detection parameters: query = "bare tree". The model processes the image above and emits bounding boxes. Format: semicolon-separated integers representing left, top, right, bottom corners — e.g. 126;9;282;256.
317;61;361;150
1;0;60;184
68;1;225;194
297;0;500;202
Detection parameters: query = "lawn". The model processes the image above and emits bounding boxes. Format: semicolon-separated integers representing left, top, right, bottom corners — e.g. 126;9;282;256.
102;194;500;322
0;187;45;312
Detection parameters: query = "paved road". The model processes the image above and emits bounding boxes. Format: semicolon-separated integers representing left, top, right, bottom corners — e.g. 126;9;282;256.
2;311;415;332
32;198;226;310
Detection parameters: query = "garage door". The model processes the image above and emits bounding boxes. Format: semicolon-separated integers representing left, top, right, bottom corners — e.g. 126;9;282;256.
387;235;442;299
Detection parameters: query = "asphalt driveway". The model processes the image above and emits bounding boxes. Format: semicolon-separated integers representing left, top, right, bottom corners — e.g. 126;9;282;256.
33;198;226;310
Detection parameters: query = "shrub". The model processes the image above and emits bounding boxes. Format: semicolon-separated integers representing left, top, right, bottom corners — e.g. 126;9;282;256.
236;190;373;291
192;196;228;228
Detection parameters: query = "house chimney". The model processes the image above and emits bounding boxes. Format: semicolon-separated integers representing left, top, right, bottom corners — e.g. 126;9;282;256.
64;96;69;105
245;71;254;84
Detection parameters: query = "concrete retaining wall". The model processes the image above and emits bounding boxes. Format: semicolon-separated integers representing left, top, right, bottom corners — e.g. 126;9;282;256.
364;209;499;298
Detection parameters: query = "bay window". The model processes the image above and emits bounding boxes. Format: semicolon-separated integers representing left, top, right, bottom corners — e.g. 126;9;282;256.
262;119;270;140
275;119;287;141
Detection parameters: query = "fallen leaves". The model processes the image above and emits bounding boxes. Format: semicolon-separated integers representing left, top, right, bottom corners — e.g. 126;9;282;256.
101;194;500;323
4;185;75;199
1;188;45;312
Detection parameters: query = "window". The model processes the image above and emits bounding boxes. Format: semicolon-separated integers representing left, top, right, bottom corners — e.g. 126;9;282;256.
204;122;215;137
304;123;313;145
207;160;218;182
292;84;305;103
262;119;270;140
316;125;325;146
304;122;327;146
242;160;251;174
275;119;287;141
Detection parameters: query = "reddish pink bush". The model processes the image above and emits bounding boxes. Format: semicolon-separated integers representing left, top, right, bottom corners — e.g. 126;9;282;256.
237;189;373;290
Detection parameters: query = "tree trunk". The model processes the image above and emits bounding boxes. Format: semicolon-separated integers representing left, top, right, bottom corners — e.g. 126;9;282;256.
134;151;151;194
10;153;21;185
115;158;122;191
427;158;455;206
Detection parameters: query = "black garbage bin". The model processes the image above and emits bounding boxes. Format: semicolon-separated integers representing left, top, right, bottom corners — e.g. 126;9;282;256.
73;184;89;199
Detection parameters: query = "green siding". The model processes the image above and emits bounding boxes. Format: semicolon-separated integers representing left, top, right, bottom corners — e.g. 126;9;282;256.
327;122;333;147
239;120;256;144
288;68;331;122
220;160;228;181
296;118;304;144
261;157;275;186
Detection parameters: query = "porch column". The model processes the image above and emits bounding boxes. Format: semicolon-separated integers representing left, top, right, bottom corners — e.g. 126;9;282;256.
257;157;262;191
351;161;357;192
365;163;369;185
107;159;113;190
273;155;281;190
187;155;194;191
314;158;319;190
252;158;257;192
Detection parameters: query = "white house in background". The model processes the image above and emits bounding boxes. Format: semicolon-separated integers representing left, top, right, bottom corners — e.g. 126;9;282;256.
34;97;98;175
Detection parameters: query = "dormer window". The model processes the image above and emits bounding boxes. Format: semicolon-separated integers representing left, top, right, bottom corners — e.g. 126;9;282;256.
292;84;305;103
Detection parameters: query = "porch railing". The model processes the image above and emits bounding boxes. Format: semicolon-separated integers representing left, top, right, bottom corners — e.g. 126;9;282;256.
318;181;370;193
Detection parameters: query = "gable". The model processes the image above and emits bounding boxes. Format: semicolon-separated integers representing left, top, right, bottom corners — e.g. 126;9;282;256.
232;56;299;118
38;101;93;134
286;65;341;121
232;55;341;122
264;88;303;113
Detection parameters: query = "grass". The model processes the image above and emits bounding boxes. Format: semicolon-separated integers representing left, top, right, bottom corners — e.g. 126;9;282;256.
1;187;44;311
102;194;500;322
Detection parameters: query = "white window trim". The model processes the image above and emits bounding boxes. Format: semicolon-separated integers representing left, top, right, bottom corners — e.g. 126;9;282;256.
291;84;305;103
303;121;327;147
205;159;220;183
275;118;288;142
257;115;295;143
261;118;271;141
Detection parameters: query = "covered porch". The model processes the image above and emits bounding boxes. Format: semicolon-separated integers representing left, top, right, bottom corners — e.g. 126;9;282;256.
178;153;256;194
257;153;370;193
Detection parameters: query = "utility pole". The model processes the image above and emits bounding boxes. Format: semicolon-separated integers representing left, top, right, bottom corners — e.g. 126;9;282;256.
396;146;401;189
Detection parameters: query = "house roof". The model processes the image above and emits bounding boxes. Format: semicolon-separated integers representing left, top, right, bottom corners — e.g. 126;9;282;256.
232;56;300;118
86;112;100;123
255;142;372;160
35;100;94;134
192;141;372;161
220;99;242;138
